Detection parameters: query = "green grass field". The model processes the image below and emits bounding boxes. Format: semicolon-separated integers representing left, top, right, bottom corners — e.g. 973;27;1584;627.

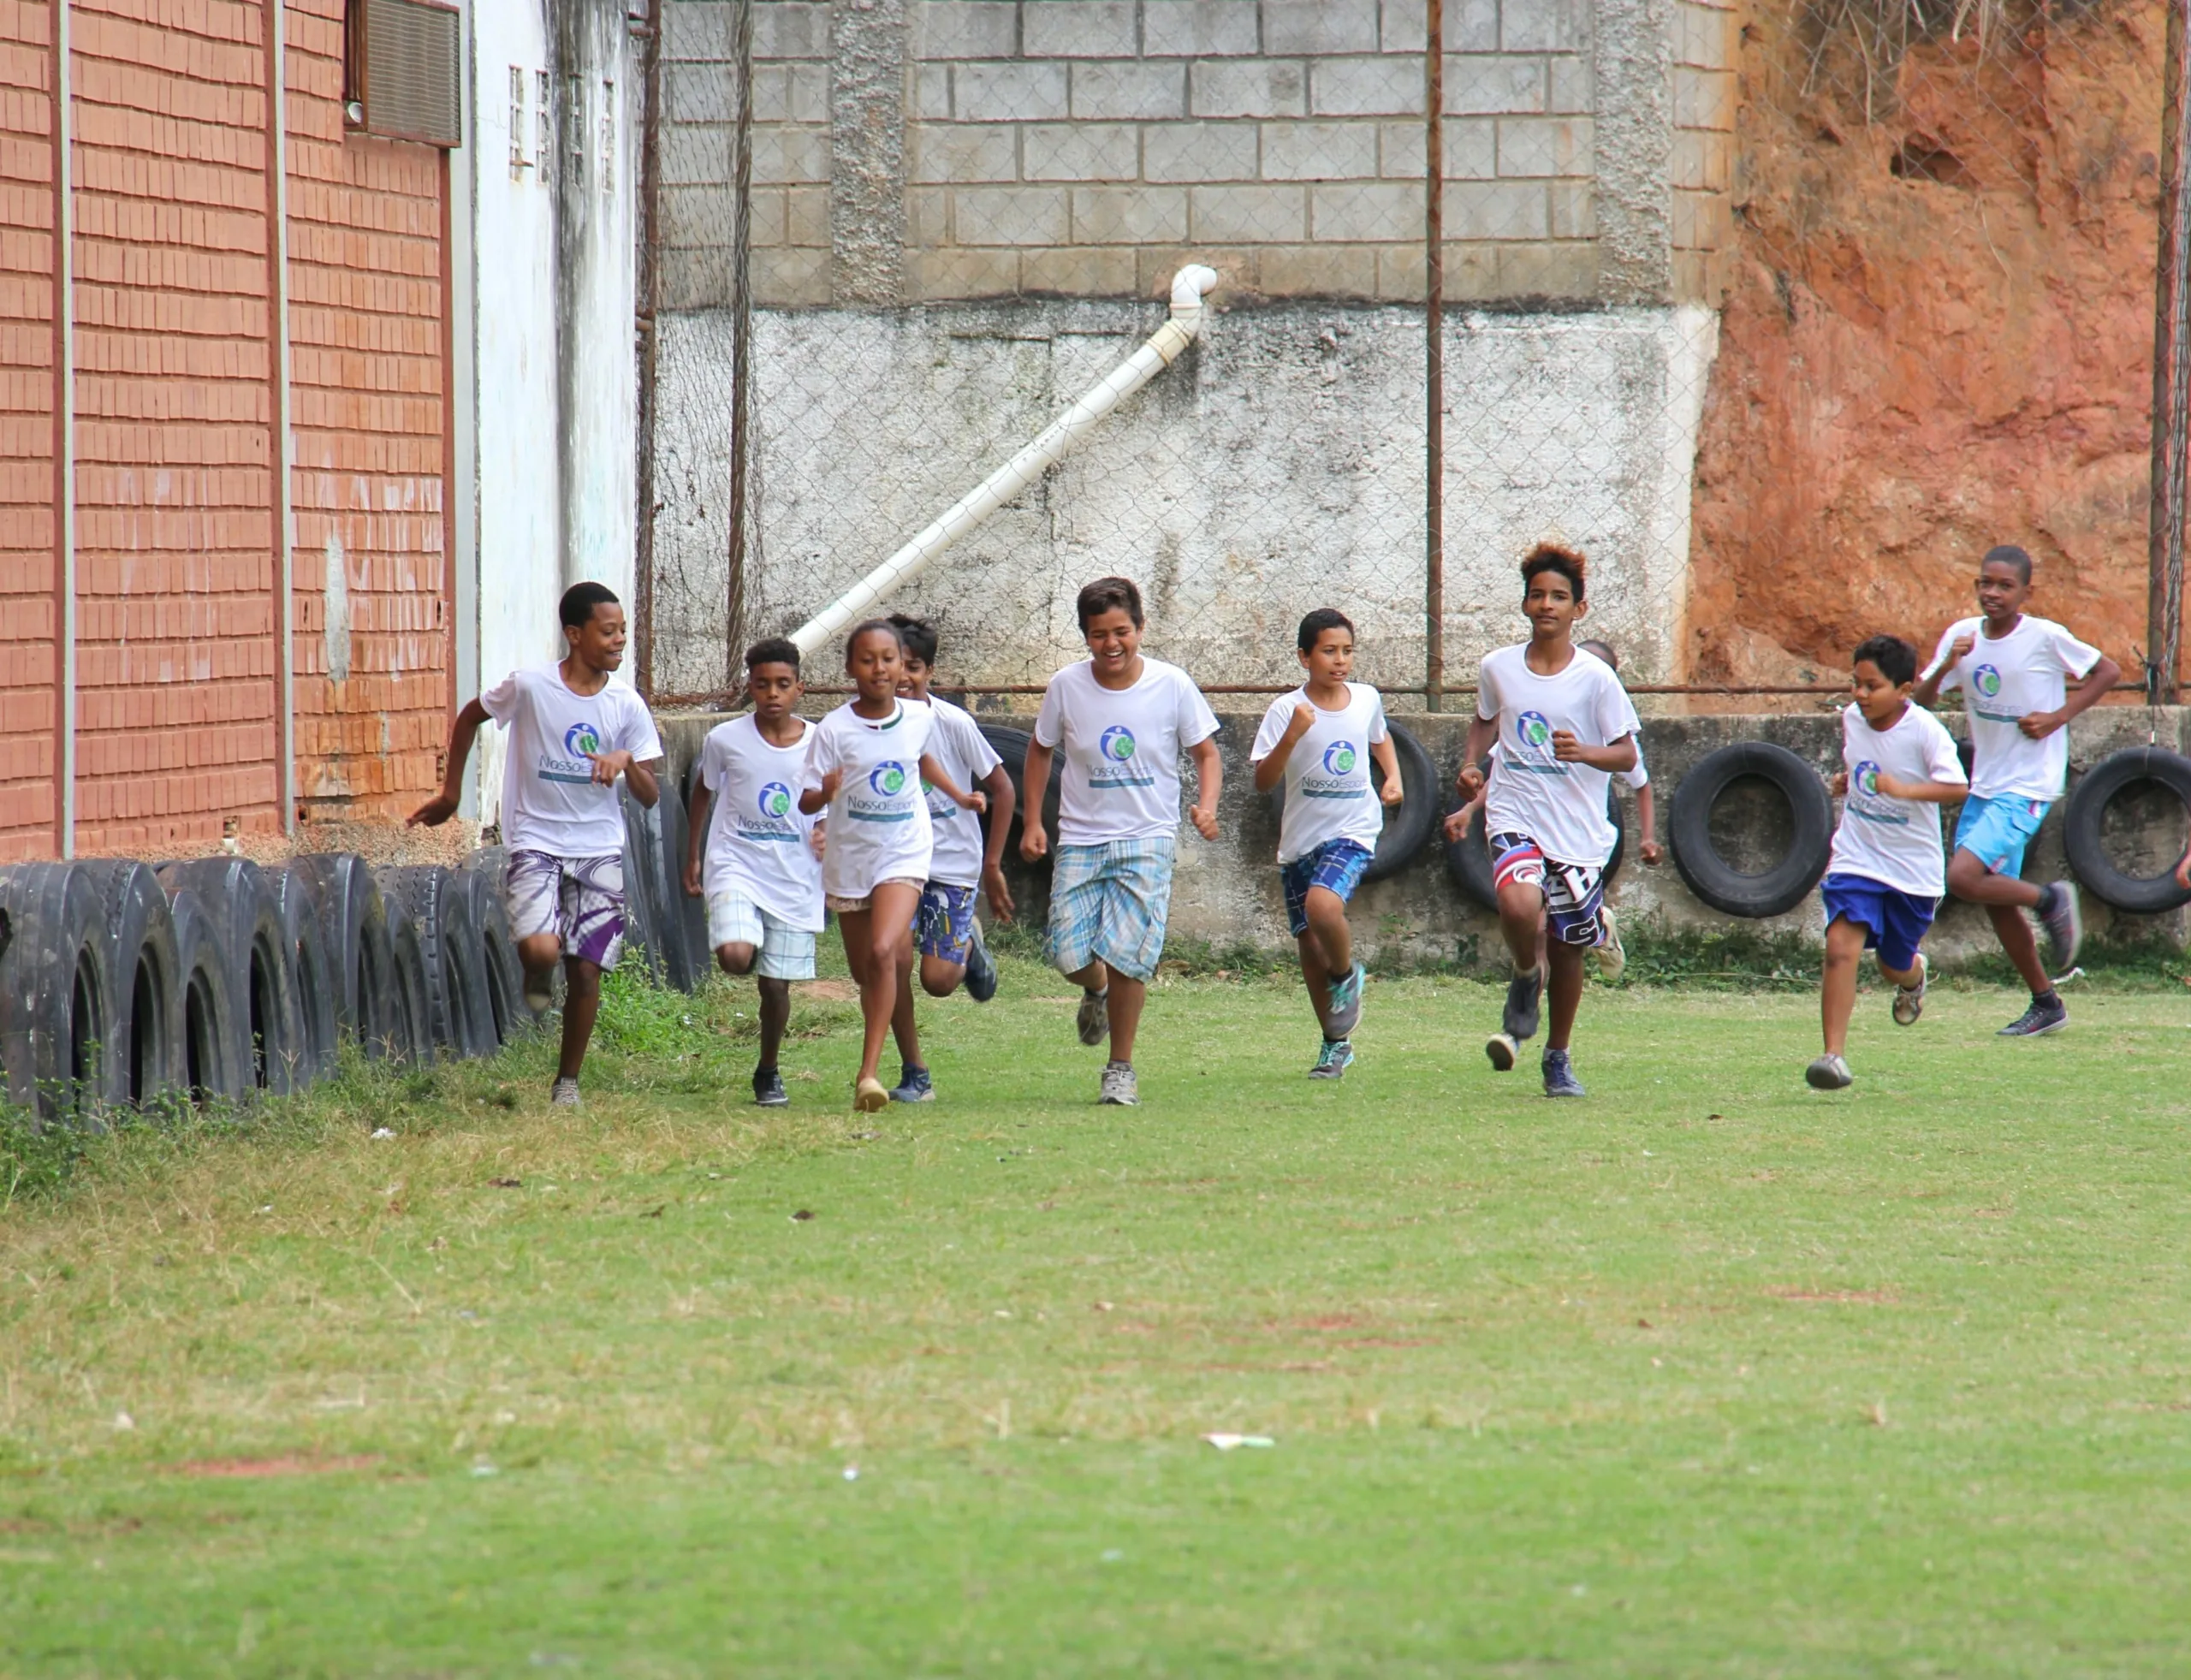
3;956;2190;1676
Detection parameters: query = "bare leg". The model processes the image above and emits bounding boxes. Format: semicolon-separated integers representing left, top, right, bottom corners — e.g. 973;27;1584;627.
1493;881;1544;972
755;974;791;1072
845;883;921;1087
713;942;757;977
557;957;602;1081
889;938;922;1072
920;954;966;997
1544;941;1586;1052
1105;975;1146;1063
518;933;561;990
1302;886;1352;979
1820;917;1866;1057
1297;934;1333;1036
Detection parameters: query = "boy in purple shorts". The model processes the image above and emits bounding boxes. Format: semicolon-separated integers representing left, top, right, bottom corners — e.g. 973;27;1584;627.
1250;608;1403;1079
1806;635;1968;1090
1910;545;2119;1036
411;582;662;1107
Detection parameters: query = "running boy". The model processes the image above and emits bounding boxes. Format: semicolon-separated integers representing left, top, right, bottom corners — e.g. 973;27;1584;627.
1021;576;1221;1107
1250;608;1402;1079
882;613;1017;1104
410;581;662;1107
684;638;826;1108
799;620;985;1113
1441;545;1639;1097
1911;544;2120;1036
1806;634;1968;1090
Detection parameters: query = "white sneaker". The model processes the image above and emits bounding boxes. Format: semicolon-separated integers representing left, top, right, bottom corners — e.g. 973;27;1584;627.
1594;907;1626;984
549;1076;581;1107
1098;1060;1138;1106
1804;1054;1853;1090
1892;953;1928;1027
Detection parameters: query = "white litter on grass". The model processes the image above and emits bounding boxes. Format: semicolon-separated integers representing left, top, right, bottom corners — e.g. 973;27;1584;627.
843;1465;859;1481
472;1463;499;1478
111;1411;134;1432
370;1127;395;1140
1202;1434;1275;1451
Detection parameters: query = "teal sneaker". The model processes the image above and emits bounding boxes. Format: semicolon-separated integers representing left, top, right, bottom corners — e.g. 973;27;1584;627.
1309;1037;1354;1080
1326;962;1365;1039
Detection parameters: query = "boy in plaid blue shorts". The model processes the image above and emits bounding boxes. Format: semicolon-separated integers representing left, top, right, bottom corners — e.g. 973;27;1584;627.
1021;577;1221;1107
1250;609;1404;1079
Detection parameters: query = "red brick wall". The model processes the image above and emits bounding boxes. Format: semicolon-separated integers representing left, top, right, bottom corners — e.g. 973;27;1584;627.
0;0;55;862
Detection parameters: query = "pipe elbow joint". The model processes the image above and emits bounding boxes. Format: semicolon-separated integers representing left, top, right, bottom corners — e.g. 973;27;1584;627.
1167;264;1220;335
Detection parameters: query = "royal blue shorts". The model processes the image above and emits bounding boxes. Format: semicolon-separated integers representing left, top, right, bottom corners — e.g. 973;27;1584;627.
1954;793;2049;880
1820;872;1938;972
1280;839;1374;937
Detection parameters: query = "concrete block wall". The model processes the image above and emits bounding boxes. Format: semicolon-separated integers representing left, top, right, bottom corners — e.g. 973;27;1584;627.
1670;0;1731;304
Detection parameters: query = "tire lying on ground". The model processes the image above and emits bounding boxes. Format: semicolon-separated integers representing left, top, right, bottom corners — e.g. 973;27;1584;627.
460;848;528;1046
1267;721;1440;885
0;862;122;1123
267;864;340;1086
1667;741;1834;918
287;853;394;1053
158;859;305;1095
2062;747;2191;914
163;884;246;1106
977;722;1061;867
1445;787;1627;911
72;860;184;1112
377;865;496;1060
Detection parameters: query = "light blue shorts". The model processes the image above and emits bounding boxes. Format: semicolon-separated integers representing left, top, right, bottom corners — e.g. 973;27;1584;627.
1045;836;1176;983
1954;794;2049;880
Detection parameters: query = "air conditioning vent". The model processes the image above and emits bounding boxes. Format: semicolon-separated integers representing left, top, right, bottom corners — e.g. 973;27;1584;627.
348;0;461;148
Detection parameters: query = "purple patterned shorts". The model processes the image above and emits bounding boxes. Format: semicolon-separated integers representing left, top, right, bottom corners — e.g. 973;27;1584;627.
505;849;626;968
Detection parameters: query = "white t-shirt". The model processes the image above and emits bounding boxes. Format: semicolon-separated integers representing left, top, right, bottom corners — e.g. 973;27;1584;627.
1250;682;1392;864
1827;702;1967;898
1033;658;1220;845
801;699;935;899
695;715;824;930
1476;644;1640;866
480;666;662;858
919;696;1002;887
1927;615;2104;802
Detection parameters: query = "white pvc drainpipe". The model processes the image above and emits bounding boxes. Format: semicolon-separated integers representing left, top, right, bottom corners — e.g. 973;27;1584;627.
55;0;75;858
788;264;1220;659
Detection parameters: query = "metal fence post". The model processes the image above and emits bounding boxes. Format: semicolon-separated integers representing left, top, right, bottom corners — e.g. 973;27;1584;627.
2150;0;2191;706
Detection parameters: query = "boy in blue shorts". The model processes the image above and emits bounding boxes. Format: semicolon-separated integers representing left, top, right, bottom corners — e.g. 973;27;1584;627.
883;613;1017;1103
1807;634;1968;1090
1250;608;1403;1078
1911;545;2119;1036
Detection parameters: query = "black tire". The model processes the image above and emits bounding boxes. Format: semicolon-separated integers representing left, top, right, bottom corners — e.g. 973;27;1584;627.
460;848;527;1046
2062;747;2191;914
267;865;340;1086
0;863;122;1124
1668;741;1835;918
70;861;185;1112
163;885;246;1106
619;783;667;985
157;860;305;1096
1443;786;1626;910
377;883;435;1066
377;866;496;1060
650;775;704;992
287;854;396;1057
977;722;1060;868
1266;721;1440;884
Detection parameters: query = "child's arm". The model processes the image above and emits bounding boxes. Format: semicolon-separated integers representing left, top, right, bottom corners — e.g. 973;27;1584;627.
1443;715;1499;841
1445;788;1486;841
612;755;662;809
1019;740;1055;860
1911;631;1972;710
684;780;711;896
917;753;985;814
1870;773;1968;804
407;698;490;827
797;771;838;816
2021;651;2122;740
1552;730;1636;774
1252;703;1315;793
1636;782;1660;864
1187;736;1222;840
1369;733;1404;806
978;763;1015;920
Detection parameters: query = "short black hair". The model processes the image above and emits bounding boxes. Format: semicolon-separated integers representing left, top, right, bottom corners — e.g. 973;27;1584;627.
1852;632;1919;687
1521;543;1586;601
888;613;939;668
1297;608;1355;653
559;581;620;629
1578;638;1618;669
1076;575;1143;632
845;618;903;665
1981;543;2034;584
745;637;800;674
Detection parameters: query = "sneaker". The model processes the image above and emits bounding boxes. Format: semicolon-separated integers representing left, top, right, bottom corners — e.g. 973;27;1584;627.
888;1062;934;1104
1594;908;1626;985
1541;1048;1586;1098
1502;965;1544;1044
752;1067;789;1107
964;923;999;1003
1326;963;1365;1040
853;1075;890;1113
1998;995;2069;1037
1309;1037;1354;1080
1486;1032;1519;1072
1098;1060;1138;1106
549;1076;580;1107
524;971;555;1018
1892;953;1928;1027
1077;987;1109;1047
1805;1054;1854;1090
2038;882;2084;971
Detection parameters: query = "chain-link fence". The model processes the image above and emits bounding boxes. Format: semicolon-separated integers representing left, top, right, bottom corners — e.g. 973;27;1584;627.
634;0;2182;711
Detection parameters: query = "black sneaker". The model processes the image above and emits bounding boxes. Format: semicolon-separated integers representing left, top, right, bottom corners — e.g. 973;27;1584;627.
1998;995;2069;1037
2038;882;2083;971
964;923;998;1003
752;1067;788;1107
1541;1048;1586;1098
1502;965;1544;1043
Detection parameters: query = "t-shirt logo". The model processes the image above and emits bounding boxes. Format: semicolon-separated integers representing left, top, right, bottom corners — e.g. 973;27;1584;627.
1090;722;1155;793
736;779;801;842
1100;725;1137;763
1519;711;1552;750
1299;735;1368;802
1846;757;1908;827
1322;741;1357;776
869;762;909;798
846;758;917;823
1974;664;2003;699
1855;760;1880;797
1511;709;1565;776
564;721;602;757
539;720;604;786
758;781;793;819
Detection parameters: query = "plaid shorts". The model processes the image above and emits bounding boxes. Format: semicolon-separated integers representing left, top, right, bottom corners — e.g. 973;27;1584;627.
1280;839;1374;938
704;892;817;981
1045;835;1176;983
1489;831;1606;948
505;849;626;968
917;881;979;965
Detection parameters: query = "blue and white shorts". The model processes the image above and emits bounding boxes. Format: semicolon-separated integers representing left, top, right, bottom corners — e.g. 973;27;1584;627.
917;881;979;965
1489;830;1607;947
1955;793;2049;880
1045;835;1177;983
705;892;817;981
1280;839;1374;937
